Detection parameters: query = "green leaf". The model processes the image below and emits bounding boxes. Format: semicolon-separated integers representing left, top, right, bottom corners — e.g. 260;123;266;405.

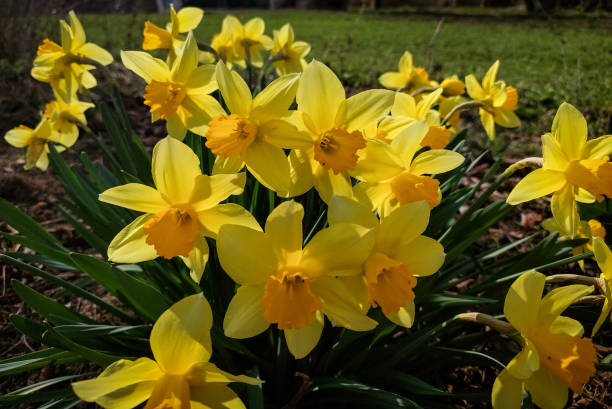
11;279;96;326
386;371;450;396
0;375;79;404
10;314;48;342
42;326;126;367
420;294;498;308
0;348;78;376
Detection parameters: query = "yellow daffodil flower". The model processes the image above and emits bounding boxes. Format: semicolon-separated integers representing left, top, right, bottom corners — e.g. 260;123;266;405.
378;51;430;93
328;196;445;327
353;120;464;216
542;218;606;271
44;86;94;148
439;95;468;127
4;117;62;171
507;103;612;238
73;293;259;409
211;20;242;68
32;11;112;95
121;32;224;140
465;60;520;140
218;15;272;68
377;88;452;149
592;237;612;335
206;61;308;195
270;23;311;75
142;4;212;64
286;60;394;202
98;137;257;282
436;75;466;98
217;200;377;359
492;270;596;409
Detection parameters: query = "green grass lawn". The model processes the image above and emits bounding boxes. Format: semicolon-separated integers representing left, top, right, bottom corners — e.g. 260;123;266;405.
5;10;612;146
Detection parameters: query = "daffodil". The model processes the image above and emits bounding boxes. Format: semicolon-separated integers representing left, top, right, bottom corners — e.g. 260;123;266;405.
542;218;605;271
439;95;468;127
270;23;311;75
211;20;242;68
378;51;430;93
217;200;377;359
44;86;94;148
206;61;308;194
286;60;394;202
217;15;272;68
4;117;61;171
142;4;213;64
376;88;452;149
73;293;259;409
98;137;257;282
437;75;466;98
592;237;612;335
328;196;445;327
353;120;464;216
492;270;597;409
122;32;224;140
32;11;113;95
507;103;612;238
465;60;520;140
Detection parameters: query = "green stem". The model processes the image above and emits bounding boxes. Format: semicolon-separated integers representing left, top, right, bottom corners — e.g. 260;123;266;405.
440;100;491;126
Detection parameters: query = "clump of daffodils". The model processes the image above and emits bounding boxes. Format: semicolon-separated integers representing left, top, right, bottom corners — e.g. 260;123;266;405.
3;7;611;409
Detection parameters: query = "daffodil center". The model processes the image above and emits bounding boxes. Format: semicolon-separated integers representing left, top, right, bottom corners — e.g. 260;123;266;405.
502;86;518;110
314;127;366;174
37;39;62;55
261;271;321;330
205;114;257;157
143;21;173;50
364;252;417;315
143;206;199;259
421;126;451;149
144;81;186;119
565;157;612;202
144;373;190;409
390;171;440;209
531;330;597;393
588;219;606;238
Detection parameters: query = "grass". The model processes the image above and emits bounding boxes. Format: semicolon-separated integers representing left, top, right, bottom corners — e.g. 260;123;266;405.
3;9;612;146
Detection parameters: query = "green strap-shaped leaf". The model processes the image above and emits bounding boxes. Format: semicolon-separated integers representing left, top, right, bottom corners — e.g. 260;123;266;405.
0;348;79;376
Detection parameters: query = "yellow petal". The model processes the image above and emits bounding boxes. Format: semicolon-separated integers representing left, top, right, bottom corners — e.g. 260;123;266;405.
353;181;393;213
108;215;158;263
152;137;201;204
353;138;404;183
398;51;413;73
72;358;160;405
494;107;521;128
77;43;113;65
198;203;259;240
215;61;252;117
409;149;465;175
301;223;374;277
328;195;378;228
464;74;486;100
482;60;500;90
376;201;430;252
180;236;209;283
150;293;213;374
480;109;496;140
386;299;416;328
504;270;545;333
259;119;312;150
190;384;247;409
394;236;445;277
244;139;291;195
171;32;199;83
311;276;378;331
506;168;566;205
391;92;418;117
416;88;443;119
378;72;407;90
542;133;569;171
524;368;569;409
265;201;304;266
551;185;579;238
593;237;612;277
120;51;169;83
539;284;593;329
185;65;218;96
176;7;204;32
165;113;188;140
592;293;611;336
217;224;277;285
491;367;524;409
189;362;261;386
337;89;394;132
390;120;429;166
284;310;324;359
284;148;315;197
552;102;588;161
251;74;300;121
584;134;612;160
297;60;345;134
67;11;86;48
223;285;269;338
4;126;33;148
189;173;246;212
99;183;167;213
213;154;245;175
312;163;354;203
